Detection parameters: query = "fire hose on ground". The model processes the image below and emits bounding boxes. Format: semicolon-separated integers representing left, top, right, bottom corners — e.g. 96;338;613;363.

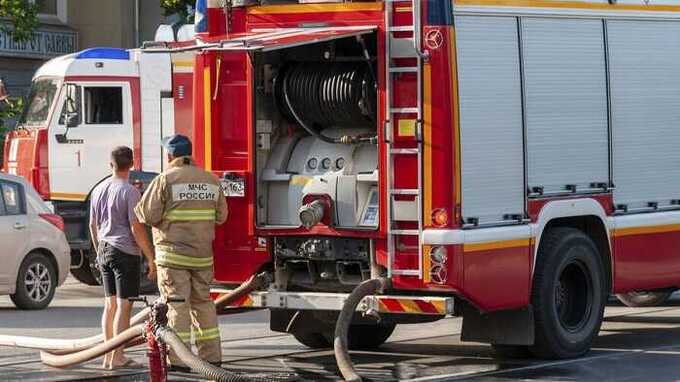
0;272;269;357
334;277;390;382
156;327;276;382
40;325;146;368
0;272;383;381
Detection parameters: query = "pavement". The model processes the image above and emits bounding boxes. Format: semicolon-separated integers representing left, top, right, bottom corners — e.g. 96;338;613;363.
2;277;680;381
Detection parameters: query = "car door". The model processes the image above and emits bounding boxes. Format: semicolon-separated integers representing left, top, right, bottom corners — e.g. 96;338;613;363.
0;180;29;291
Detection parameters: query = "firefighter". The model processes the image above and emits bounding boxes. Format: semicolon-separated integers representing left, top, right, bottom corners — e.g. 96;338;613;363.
134;134;228;369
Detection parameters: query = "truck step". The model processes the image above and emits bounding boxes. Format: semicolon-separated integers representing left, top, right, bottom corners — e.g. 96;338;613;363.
390;148;419;155
391;107;419;114
391;269;421;276
390;189;419;195
389;66;418;73
390;229;420;235
389;26;413;32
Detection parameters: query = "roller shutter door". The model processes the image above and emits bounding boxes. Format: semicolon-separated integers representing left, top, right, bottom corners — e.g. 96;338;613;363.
455;16;525;225
608;20;680;210
522;18;609;195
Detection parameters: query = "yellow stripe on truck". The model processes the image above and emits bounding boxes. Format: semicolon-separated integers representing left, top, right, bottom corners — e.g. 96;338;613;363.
204;66;212;171
463;238;532;252
612;224;680;237
50;192;88;201
456;0;680;12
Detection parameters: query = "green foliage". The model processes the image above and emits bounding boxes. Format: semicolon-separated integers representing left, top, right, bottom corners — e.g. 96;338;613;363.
0;0;39;43
0;97;23;164
160;0;196;21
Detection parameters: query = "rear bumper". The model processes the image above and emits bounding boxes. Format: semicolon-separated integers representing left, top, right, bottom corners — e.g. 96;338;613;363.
210;288;455;316
55;240;71;286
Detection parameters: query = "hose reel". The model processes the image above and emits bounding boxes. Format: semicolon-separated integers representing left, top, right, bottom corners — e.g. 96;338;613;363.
274;62;377;144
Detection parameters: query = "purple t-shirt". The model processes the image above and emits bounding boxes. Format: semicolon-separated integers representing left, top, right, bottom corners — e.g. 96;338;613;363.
89;177;141;256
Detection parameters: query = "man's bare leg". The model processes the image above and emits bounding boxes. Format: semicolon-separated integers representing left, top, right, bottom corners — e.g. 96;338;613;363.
101;296;117;369
110;298;133;367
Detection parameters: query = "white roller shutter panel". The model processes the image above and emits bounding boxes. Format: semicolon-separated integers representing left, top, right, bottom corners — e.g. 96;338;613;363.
608;21;680;210
522;18;609;194
455;16;525;225
138;52;172;173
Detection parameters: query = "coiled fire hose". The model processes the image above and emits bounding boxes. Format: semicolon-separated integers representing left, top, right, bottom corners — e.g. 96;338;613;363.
0;272;269;360
334;278;390;382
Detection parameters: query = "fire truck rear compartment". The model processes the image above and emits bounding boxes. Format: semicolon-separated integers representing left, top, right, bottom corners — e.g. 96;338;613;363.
253;34;379;291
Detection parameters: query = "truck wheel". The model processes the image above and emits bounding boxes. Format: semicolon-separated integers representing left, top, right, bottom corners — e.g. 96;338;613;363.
292;331;332;349
530;227;606;359
292;323;395;349
348;323;396;349
615;291;673;307
10;252;57;310
69;250;101;286
492;344;531;359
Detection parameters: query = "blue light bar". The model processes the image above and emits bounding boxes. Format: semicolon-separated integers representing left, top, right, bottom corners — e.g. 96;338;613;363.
76;48;130;60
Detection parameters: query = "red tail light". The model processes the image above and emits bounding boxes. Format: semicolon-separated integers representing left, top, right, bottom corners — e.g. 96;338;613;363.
40;213;65;231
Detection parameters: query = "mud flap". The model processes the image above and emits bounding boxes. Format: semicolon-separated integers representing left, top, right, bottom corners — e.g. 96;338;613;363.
461;304;535;345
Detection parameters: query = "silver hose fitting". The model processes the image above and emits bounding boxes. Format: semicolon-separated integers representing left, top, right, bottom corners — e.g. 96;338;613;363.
299;200;325;229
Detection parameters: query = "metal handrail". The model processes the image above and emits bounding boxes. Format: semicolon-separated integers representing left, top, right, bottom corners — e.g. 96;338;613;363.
411;0;429;59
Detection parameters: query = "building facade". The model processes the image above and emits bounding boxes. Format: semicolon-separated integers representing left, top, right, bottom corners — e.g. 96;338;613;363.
0;0;162;97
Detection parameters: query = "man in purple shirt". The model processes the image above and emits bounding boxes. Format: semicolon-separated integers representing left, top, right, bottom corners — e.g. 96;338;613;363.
89;146;156;369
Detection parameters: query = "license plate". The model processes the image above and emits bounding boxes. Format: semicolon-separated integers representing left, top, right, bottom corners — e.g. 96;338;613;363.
221;175;245;197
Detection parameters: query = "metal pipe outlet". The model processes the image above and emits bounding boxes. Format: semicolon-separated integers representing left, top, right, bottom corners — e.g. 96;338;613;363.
299;200;326;229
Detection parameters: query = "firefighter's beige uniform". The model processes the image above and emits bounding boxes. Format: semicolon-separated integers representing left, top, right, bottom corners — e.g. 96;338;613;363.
135;156;228;365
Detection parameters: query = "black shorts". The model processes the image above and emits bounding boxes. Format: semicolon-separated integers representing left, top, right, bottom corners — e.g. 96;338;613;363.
99;242;141;299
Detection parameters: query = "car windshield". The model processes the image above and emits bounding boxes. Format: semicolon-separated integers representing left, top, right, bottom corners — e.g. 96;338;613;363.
19;79;59;127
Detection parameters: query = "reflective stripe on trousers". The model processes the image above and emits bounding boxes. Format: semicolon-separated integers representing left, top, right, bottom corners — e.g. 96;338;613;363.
155;249;213;268
165;208;216;221
175;326;220;342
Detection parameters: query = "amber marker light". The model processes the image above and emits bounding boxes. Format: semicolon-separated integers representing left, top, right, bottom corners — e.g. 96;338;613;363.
432;208;449;227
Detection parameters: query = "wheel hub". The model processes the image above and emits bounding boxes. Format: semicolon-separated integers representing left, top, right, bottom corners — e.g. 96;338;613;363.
554;261;593;333
25;263;51;303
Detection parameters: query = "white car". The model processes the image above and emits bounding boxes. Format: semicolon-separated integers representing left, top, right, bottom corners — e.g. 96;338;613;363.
0;172;70;309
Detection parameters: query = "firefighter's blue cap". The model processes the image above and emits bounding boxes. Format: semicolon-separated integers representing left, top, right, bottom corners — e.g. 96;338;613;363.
161;134;192;157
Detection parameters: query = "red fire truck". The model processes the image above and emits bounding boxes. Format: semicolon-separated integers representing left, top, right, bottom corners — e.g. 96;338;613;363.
8;0;680;360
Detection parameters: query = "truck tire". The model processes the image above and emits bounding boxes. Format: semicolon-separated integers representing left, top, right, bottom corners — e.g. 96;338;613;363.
348;323;396;349
293;331;332;349
293;323;396;349
615;291;673;307
530;227;606;359
10;252;58;310
492;344;531;359
69;250;101;286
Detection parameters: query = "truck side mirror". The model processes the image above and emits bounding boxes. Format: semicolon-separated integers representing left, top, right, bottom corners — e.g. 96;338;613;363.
64;112;79;128
56;84;81;143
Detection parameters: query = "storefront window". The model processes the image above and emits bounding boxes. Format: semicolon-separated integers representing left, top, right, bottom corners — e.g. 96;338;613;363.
34;0;58;15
